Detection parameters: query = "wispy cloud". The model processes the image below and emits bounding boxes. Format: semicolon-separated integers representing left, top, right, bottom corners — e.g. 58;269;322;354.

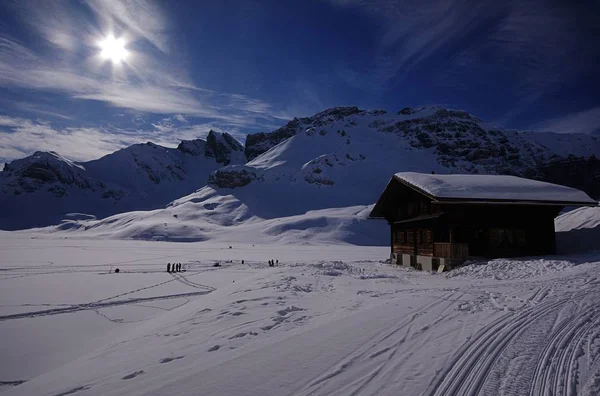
534;107;600;135
331;0;599;121
331;0;499;92
0;1;283;129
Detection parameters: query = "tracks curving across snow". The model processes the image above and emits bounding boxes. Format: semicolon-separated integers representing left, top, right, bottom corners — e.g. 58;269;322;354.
426;274;600;396
0;290;213;322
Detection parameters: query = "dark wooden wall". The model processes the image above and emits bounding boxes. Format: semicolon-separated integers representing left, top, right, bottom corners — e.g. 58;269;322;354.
438;204;560;257
392;228;433;256
381;179;562;259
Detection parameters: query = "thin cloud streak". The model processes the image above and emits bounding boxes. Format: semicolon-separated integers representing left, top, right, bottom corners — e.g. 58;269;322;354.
534;107;600;135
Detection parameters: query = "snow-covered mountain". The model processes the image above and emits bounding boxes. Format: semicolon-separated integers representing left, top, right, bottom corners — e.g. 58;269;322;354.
0;131;245;230
41;106;600;244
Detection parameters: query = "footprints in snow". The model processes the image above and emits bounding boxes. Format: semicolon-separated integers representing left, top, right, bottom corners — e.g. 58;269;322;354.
121;355;184;382
159;355;185;364
52;385;91;396
122;370;144;380
229;331;259;339
262;306;306;330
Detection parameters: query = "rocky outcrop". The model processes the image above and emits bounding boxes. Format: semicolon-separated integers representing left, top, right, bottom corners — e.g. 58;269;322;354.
208;167;260;188
245;120;302;161
178;131;244;167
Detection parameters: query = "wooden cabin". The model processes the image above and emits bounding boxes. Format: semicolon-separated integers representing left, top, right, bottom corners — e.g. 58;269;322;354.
369;172;597;271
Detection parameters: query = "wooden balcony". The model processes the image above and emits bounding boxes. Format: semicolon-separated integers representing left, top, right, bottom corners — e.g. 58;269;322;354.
433;243;469;259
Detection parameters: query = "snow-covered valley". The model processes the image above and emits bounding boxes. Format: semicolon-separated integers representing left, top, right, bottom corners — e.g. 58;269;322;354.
2;206;600;396
2;105;600;395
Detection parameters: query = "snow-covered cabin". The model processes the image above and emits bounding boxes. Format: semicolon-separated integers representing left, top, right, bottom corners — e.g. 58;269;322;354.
369;172;598;271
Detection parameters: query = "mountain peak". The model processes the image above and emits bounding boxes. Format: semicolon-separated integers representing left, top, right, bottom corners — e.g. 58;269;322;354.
204;130;244;165
177;131;243;165
4;150;85;174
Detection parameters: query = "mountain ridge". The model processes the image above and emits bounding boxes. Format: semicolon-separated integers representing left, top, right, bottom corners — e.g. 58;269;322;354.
31;105;600;244
0;130;245;229
2;106;600;233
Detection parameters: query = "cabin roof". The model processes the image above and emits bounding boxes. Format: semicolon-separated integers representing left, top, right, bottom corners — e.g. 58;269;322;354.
370;172;597;219
394;172;597;205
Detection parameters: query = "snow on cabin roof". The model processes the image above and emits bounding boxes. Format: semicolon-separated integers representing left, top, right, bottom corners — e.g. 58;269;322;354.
394;172;597;204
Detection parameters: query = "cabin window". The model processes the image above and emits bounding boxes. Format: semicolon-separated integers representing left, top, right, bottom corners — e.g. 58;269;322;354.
419;229;431;244
407;231;414;243
398;231;406;243
394;230;407;244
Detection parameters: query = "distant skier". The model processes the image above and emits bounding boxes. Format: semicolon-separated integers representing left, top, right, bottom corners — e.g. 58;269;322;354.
276;259;279;264
241;260;245;264
178;263;181;272
167;263;171;273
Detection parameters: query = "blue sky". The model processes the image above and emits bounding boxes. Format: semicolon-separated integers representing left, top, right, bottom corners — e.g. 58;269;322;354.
0;0;599;163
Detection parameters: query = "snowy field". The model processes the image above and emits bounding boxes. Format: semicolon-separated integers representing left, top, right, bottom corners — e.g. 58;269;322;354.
2;232;600;395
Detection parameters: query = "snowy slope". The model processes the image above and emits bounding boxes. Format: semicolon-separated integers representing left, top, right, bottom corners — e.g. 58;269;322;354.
45;200;386;245
211;106;600;215
42;106;600;244
0;131;245;230
3;235;600;396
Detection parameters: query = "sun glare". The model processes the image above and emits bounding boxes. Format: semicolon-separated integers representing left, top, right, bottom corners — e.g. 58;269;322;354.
98;35;128;64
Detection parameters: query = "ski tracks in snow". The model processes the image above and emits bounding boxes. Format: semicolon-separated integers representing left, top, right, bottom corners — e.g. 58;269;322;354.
295;291;465;396
426;274;600;396
0;272;215;322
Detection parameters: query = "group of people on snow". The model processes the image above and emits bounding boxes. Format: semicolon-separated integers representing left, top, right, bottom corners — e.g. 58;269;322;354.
167;263;182;272
166;259;281;272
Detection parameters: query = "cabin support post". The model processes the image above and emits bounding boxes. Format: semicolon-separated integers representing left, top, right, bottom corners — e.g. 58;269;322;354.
389;222;394;260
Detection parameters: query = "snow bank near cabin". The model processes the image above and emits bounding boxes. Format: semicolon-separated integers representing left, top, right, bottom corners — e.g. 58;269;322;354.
556;206;600;232
556;206;600;254
446;258;579;280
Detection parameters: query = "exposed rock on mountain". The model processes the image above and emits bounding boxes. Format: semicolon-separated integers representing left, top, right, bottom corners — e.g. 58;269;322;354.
178;130;244;165
221;106;600;196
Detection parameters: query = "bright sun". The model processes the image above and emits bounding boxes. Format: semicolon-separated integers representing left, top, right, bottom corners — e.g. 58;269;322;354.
98;35;128;63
